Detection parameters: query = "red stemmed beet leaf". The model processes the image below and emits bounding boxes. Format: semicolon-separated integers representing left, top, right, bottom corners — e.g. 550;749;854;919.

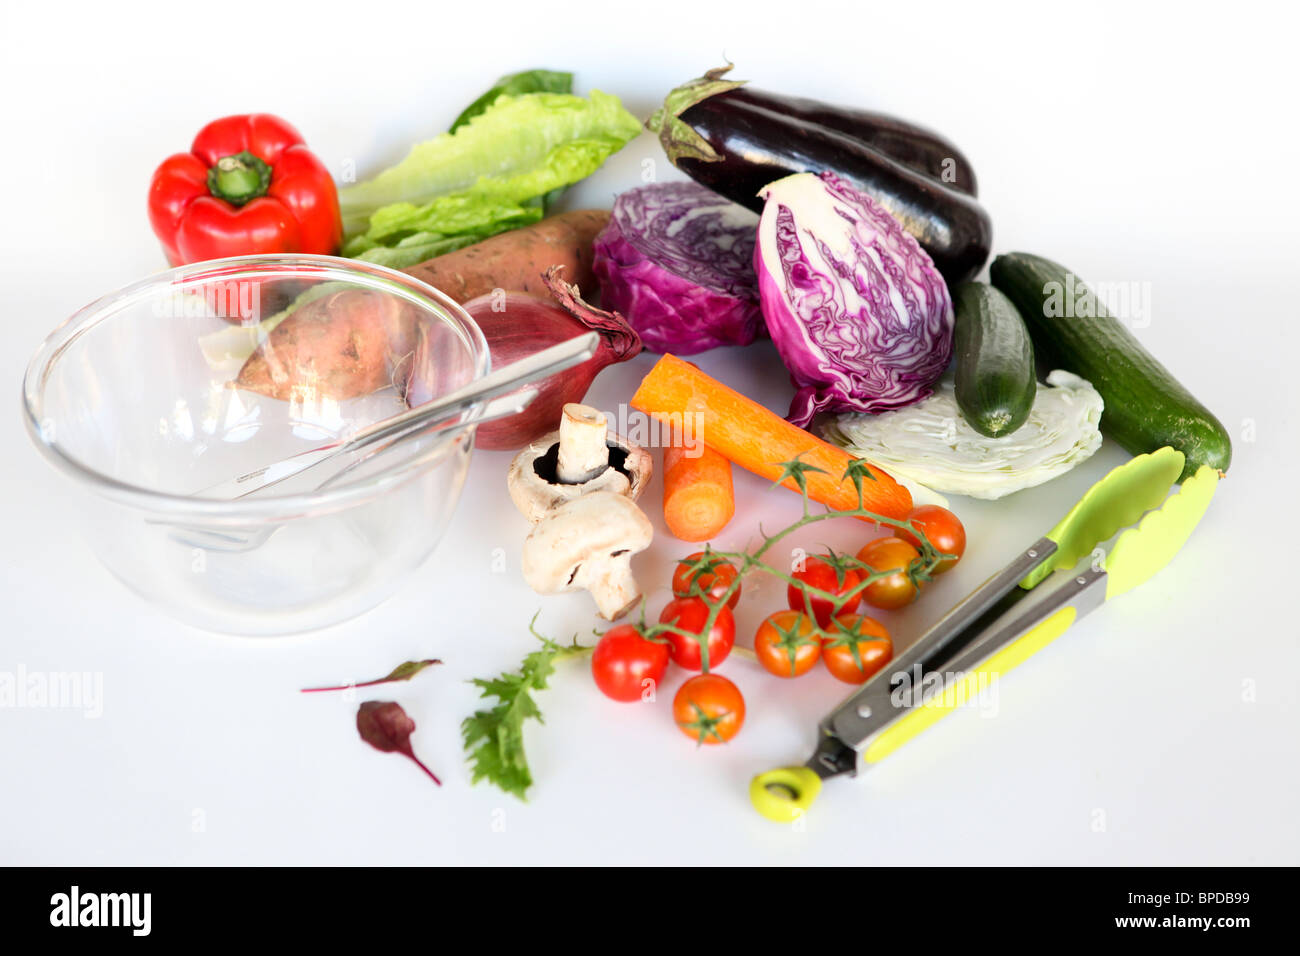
301;659;441;693
356;701;441;787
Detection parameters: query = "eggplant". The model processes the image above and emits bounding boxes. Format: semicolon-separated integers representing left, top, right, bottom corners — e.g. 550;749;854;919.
723;87;978;196
647;68;992;285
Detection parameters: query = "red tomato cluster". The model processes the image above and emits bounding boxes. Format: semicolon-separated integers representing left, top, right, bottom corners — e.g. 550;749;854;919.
590;507;966;747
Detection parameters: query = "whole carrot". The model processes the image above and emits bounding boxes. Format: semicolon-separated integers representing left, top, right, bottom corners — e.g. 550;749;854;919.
631;355;912;519
662;425;735;542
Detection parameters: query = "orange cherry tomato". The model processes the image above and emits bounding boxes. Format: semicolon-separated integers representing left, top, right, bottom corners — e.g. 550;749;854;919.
670;551;741;609
856;537;924;610
899;505;966;574
673;673;745;745
822;614;894;684
754;610;821;678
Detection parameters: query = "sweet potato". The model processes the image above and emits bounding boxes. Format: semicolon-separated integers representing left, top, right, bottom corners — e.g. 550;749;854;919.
236;289;417;402
235;211;609;403
401;209;609;302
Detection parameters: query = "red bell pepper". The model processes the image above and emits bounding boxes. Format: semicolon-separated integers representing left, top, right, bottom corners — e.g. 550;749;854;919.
148;114;342;266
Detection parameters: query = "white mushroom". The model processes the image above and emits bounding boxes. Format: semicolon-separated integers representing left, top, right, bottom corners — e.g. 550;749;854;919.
520;492;654;620
507;403;652;525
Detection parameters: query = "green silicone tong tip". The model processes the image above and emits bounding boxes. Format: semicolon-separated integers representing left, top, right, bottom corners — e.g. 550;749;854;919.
752;447;1222;824
1103;463;1220;599
1019;447;1186;590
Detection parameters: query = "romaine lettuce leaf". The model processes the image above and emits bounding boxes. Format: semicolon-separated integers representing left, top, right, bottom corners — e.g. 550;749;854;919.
338;90;641;239
347;232;491;269
449;69;573;133
342;197;544;268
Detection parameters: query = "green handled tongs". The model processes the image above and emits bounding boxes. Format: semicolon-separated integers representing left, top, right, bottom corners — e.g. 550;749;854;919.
750;447;1221;822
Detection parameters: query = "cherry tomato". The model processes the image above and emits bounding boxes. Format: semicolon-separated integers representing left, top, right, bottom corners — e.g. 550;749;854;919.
591;625;670;702
856;537;924;610
754;610;821;678
787;554;862;628
822;614;894;684
658;597;735;671
899;505;966;574
673;673;745;745
671;551;742;609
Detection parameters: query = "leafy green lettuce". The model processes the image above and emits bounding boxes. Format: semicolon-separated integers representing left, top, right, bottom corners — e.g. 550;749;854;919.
342;200;544;268
339;89;641;269
462;620;592;801
449;69;573;133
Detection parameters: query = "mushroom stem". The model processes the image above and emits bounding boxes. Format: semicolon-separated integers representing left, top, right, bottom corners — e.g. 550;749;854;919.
519;492;654;621
582;563;642;621
556;403;611;484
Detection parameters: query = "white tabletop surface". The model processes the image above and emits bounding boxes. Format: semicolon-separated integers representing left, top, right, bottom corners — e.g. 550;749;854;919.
2;0;1297;865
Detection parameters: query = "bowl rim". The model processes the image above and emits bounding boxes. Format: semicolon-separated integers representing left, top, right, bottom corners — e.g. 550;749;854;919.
21;253;491;520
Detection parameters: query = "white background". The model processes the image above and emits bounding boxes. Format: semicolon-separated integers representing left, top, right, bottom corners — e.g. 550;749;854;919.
2;0;1297;865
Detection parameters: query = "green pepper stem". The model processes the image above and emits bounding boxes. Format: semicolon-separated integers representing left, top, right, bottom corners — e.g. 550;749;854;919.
207;151;272;205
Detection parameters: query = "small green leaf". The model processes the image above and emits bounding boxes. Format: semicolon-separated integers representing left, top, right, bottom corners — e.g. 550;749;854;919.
382;660;442;682
301;659;441;693
772;456;829;496
461;617;591;801
677;701;730;746
768;614;819;676
841;458;878;507
677;545;726;580
820;547;860;587
823;616;887;674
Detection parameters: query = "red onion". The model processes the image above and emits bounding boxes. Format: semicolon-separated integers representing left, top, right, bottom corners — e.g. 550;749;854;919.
451;268;642;450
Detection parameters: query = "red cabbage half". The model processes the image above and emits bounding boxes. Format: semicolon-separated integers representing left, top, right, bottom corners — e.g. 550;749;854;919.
755;171;954;427
593;181;762;354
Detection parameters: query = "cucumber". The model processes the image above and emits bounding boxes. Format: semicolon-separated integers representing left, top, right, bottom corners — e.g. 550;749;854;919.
952;282;1037;437
989;252;1231;481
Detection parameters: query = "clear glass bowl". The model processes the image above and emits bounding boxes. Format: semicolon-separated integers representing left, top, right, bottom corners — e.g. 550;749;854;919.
22;255;489;636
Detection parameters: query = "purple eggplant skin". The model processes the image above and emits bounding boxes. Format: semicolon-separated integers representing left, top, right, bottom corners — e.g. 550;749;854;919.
722;87;978;196
674;97;992;285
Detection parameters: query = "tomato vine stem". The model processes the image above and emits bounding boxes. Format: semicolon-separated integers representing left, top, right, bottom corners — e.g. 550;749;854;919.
638;458;951;671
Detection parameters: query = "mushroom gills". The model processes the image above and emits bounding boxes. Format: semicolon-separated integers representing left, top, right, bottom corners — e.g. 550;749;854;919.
506;403;653;526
